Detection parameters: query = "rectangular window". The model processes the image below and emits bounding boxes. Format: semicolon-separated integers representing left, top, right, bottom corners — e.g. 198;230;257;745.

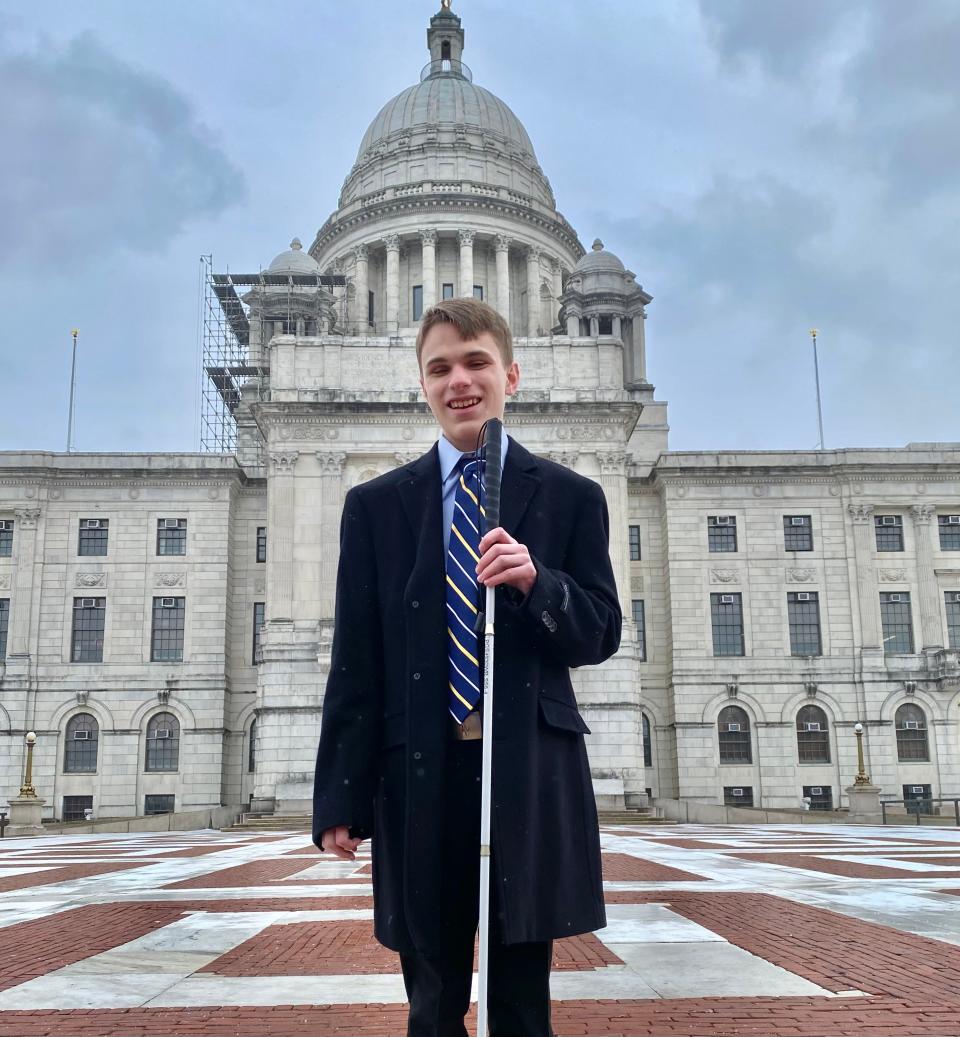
473;285;484;301
880;592;914;653
151;597;185;662
0;598;8;659
62;795;93;822
412;285;423;322
256;527;267;563
253;601;265;664
629;525;641;561
711;593;745;656
945;593;960;649
783;515;813;551
0;519;13;557
144;794;175;816
71;598;105;662
803;786;833;811
708;516;738;553
724;786;754;807
156;518;187;556
78;519;109;556
875;515;904;552
903;784;933;815
938;515;960;551
367;289;375;327
788;592;822;656
632;599;646;661
442;283;455;300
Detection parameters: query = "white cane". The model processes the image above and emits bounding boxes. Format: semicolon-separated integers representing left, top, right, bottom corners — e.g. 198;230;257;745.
476;417;503;1037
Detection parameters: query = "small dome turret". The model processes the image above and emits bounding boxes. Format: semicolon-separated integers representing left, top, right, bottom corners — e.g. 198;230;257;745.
573;239;626;277
266;238;322;276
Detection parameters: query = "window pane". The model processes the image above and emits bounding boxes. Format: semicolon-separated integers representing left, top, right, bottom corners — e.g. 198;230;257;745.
895;704;929;761
62;795;93;822
64;713;99;773
629;525;641;561
472;285;483;301
788;592;822;656
146;712;180;771
442;283;454;300
157;519;187;556
0;598;8;660
248;720;258;773
412;285;423;322
642;713;652;768
796;705;830;763
939;516;960;551
711;593;744;656
724;786;753;807
78;519;109;556
253;602;265;664
803;785;833;810
708;517;737;552
718;705;751;763
946;594;960;649
256;527;267;563
144;794;175;815
783;515;813;551
71;598;105;662
880;593;914;653
875;515;904;551
151;597;185;662
632;599;646;661
0;520;13;557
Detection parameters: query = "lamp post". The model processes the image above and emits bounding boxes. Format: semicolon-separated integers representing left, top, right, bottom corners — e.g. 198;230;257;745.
20;732;38;797
853;722;871;786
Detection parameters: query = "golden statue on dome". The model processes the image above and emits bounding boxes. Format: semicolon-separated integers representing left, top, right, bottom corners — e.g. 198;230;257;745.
440;0;452;8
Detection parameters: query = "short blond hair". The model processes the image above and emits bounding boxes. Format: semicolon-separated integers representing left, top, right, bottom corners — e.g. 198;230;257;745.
415;298;513;368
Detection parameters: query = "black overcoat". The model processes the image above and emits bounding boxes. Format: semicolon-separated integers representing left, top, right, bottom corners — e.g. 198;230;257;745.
312;438;621;954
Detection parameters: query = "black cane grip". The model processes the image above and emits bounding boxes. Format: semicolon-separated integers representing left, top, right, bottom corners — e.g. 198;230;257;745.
483;419;503;533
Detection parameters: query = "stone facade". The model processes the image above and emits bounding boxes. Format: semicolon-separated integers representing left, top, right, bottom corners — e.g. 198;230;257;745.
2;5;958;821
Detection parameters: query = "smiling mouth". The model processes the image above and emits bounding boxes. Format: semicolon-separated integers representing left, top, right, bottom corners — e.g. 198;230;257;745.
448;397;481;410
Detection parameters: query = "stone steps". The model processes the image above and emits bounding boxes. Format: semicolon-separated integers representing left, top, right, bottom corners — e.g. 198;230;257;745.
597;811;676;825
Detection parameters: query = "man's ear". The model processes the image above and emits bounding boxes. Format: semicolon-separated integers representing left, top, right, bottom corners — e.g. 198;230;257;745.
505;361;520;397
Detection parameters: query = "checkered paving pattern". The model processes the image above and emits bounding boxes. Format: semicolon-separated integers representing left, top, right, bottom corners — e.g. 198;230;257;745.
1;824;960;1034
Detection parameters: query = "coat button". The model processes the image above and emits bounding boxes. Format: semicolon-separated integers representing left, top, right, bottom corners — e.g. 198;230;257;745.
411;600;419;608
413;751;422;760
413;671;421;681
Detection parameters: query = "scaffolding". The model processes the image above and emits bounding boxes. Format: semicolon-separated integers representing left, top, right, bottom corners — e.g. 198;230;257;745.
198;255;346;456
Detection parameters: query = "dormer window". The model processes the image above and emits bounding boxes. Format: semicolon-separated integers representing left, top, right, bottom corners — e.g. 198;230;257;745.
441;39;451;62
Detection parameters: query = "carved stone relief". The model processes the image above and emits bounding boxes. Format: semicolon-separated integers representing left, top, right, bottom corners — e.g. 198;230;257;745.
315;452;347;475
75;573;106;589
710;569;739;584
155;572;186;588
786;568;816;583
847;503;873;524
879;569;907;582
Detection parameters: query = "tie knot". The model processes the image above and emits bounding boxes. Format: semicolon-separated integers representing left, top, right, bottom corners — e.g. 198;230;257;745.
458;453;483;478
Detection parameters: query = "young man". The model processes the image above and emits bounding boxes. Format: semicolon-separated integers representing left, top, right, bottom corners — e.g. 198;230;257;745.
313;298;621;1037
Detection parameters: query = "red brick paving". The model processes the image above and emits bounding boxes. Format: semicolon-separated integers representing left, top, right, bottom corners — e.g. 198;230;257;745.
165;858;369;889
601;853;706;883
201;921;621;976
732;852;960;879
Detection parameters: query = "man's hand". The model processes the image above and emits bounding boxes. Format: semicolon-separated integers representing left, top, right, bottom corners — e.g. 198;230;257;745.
477;527;537;598
321;824;362;860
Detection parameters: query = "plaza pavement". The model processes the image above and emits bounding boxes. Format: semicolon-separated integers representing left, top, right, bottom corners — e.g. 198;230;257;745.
1;823;960;1035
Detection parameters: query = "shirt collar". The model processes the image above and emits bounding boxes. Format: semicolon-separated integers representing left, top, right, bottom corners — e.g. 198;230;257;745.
438;432;509;484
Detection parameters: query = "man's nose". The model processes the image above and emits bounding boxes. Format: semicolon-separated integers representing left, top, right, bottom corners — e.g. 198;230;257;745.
449;365;471;388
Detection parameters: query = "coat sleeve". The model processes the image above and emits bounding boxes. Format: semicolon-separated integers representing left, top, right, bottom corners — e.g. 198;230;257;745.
312;487;383;848
503;477;622;668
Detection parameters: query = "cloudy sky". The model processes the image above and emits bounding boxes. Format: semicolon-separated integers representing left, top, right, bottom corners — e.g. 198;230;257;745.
0;0;956;455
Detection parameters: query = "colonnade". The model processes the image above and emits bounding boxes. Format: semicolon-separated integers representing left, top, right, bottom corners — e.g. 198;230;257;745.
344;230;565;336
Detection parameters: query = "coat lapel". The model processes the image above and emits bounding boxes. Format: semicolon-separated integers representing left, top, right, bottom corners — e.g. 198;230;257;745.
500;438;541;538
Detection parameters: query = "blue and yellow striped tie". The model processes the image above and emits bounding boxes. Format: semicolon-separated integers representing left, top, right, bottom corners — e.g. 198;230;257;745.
446;455;484;724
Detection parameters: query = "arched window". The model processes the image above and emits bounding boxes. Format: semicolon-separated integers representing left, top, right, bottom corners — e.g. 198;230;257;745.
796;705;830;763
248;719;258;773
718;706;751;764
64;713;98;773
642;713;652;768
895;703;929;762
145;712;180;772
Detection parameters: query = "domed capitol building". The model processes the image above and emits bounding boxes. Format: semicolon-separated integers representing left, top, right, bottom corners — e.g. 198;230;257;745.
2;3;959;827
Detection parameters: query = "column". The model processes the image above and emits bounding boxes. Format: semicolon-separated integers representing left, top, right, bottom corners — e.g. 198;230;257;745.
589;316;599;337
566;310;580;337
384;234;400;331
848;503;882;650
266;451;299;622
315;452;347;620
7;507;41;658
551;257;563;327
612;315;622;339
353;244;368;333
596;452;631;616
421;230;437;312
458;229;475;298
910;504;943;650
526;246;541;337
495;234;511;325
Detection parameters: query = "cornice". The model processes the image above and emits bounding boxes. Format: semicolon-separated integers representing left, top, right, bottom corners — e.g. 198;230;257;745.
312;194;583;258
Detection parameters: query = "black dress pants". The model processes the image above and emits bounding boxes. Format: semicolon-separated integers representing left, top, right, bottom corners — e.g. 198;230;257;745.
399;740;554;1037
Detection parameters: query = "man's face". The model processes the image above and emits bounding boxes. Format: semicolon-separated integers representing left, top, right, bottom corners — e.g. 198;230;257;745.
418;324;520;453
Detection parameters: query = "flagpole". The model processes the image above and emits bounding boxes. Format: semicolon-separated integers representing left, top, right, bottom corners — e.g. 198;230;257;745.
66;328;79;452
810;328;825;450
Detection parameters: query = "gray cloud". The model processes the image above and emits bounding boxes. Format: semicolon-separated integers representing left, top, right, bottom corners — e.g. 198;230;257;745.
0;29;245;268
